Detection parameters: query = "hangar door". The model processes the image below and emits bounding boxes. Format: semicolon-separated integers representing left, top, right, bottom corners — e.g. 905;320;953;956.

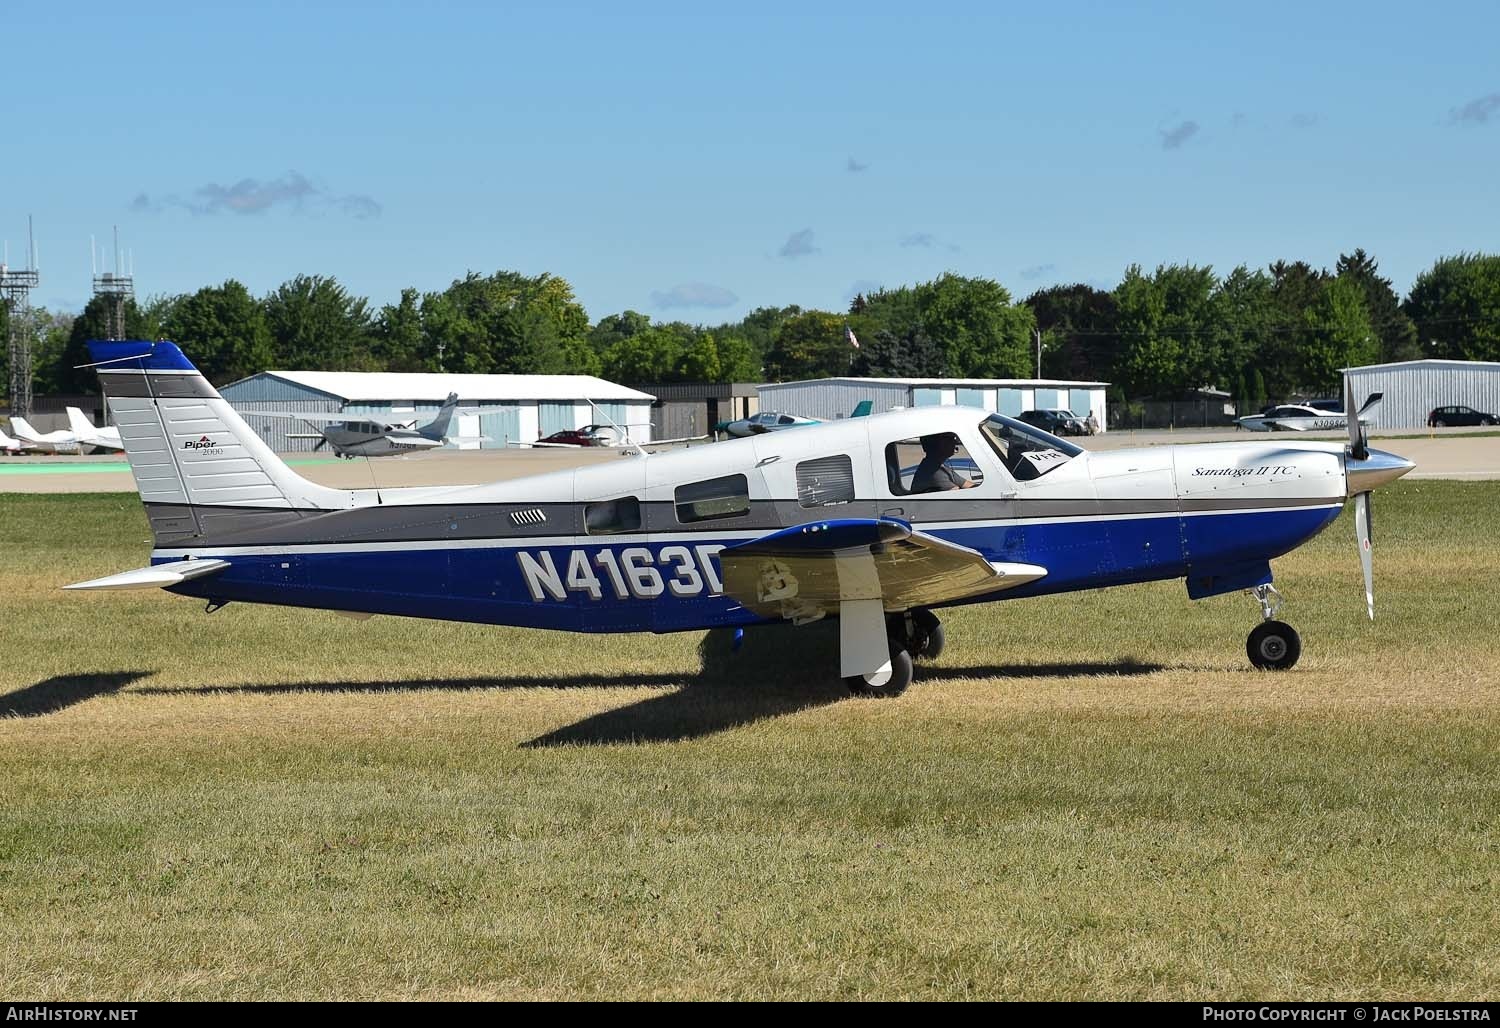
538;402;574;437
477;403;520;449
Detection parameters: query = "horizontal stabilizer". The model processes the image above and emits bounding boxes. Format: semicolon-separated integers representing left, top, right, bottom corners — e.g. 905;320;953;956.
719;517;1046;620
64;558;231;592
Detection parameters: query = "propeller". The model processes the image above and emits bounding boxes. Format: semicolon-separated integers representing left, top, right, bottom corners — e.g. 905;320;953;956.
313;437;327;453
1343;376;1386;620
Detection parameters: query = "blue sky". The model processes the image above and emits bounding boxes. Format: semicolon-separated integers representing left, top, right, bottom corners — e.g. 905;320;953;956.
6;1;1499;323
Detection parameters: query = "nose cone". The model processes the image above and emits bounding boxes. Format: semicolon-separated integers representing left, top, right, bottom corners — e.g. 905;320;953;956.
1346;448;1415;496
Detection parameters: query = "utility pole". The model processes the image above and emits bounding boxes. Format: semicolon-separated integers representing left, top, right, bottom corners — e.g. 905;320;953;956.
1034;327;1042;379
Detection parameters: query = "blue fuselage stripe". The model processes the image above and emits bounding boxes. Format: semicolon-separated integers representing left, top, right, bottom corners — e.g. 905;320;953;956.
160;505;1343;632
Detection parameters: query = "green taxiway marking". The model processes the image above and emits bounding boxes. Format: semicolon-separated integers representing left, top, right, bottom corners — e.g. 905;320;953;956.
0;458;342;475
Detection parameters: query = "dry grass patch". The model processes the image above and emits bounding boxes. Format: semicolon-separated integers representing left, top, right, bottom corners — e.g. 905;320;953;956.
0;484;1496;999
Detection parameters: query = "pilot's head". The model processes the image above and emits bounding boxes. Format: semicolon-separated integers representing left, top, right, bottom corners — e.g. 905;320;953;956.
920;433;959;459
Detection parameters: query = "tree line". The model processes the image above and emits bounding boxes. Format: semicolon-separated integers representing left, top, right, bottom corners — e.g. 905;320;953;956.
3;250;1497;411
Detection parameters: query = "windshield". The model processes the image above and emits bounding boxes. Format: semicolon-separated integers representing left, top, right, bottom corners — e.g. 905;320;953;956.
979;414;1082;481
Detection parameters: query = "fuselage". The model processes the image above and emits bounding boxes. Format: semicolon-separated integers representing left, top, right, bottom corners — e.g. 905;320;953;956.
151;407;1353;633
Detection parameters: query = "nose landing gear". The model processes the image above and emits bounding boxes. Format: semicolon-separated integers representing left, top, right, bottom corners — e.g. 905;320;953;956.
1246;584;1301;670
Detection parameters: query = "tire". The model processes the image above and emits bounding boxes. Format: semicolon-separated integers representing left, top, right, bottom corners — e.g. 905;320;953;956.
845;645;914;698
1483;418;1496;427
911;608;945;660
1247;620;1301;671
1434;419;1447;428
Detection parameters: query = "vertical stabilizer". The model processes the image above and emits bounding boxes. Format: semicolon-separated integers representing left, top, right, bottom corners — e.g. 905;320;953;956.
88;341;357;545
419;392;461;442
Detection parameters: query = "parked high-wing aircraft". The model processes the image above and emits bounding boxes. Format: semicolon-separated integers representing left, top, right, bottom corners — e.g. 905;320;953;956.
6;415;82;454
1237;401;1374;433
66;407;125;452
239;393;476;458
67;342;1413;696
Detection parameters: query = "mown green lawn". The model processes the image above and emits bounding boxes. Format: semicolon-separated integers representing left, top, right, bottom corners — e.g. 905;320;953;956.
0;483;1495;1000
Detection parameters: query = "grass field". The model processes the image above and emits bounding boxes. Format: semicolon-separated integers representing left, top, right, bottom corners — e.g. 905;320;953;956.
1;484;1496;1000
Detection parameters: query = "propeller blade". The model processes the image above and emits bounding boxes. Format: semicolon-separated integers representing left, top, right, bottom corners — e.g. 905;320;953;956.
1355;491;1374;620
1343;375;1369;461
313;437;327;452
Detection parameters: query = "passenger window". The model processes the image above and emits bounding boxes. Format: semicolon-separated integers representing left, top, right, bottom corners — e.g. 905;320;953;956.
675;474;750;522
584;496;642;535
796;455;855;507
884;434;985;496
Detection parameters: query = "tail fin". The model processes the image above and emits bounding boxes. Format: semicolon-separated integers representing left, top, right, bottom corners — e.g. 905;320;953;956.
88;340;354;545
9;416;43;442
419;392;461;441
849;400;873;419
66;406;97;442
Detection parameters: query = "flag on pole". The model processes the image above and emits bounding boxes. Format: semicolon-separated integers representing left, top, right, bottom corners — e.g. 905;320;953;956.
845;324;860;349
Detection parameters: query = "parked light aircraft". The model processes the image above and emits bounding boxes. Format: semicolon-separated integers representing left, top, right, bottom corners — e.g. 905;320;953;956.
1237;401;1373;433
67;341;1413;696
66;407;125;452
6;415;82;454
0;423;26;454
239;393;475;458
721;401;873;438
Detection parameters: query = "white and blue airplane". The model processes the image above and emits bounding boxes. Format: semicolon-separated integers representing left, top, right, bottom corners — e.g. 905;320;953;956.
66;341;1413;696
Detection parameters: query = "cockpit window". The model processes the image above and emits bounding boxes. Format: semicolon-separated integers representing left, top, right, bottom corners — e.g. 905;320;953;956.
978;414;1081;481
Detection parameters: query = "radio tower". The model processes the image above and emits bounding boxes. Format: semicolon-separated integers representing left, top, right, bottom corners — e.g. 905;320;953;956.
92;226;134;340
1;217;41;417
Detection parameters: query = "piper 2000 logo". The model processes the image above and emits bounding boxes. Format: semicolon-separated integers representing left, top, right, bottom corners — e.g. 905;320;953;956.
183;435;219;450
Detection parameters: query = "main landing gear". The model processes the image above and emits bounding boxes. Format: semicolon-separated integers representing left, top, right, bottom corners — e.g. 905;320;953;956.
1246;584;1301;671
842;608;944;698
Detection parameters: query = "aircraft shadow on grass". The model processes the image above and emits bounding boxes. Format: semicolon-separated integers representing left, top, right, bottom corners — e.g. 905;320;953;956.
7;629;1163;744
1;670;154;718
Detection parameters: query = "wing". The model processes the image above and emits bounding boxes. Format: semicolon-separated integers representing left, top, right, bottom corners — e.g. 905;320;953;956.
238;410;356;424
718;517;1045;624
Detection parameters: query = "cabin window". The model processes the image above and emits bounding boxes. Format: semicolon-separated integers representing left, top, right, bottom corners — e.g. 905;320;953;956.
884;435;985;496
977;414;1080;481
675;474;750;523
796;455;855;507
584;496;642;535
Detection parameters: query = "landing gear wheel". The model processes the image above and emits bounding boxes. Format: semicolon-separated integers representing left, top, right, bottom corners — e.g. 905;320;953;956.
911;608;945;660
1247;620;1301;670
844;644;914;698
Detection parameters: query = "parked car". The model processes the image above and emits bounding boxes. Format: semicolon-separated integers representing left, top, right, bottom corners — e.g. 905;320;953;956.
1427;405;1497;428
537;424;619;447
1016;409;1091;436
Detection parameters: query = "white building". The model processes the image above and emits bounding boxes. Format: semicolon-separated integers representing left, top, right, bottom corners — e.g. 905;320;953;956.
219;370;655;451
1344;359;1500;429
756;377;1109;431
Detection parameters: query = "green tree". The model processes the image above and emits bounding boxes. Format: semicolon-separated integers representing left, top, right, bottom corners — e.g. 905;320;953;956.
160;280;275;385
1337;249;1419;364
715;334;760;382
374;288;428;372
602;326;685;382
916;273;1035;377
1299;275;1377;393
263;274;375;371
764;311;849;381
1114;264;1224;397
676;334;722;381
421;271;592;375
1025;284;1120;382
590;311;652;355
1405;253;1500;362
852;325;947;378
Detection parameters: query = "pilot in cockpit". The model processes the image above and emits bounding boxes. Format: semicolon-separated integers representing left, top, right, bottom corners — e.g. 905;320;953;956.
911;433;977;493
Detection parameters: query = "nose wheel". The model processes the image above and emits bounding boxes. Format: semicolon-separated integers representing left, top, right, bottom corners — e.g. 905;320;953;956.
1246;585;1301;670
